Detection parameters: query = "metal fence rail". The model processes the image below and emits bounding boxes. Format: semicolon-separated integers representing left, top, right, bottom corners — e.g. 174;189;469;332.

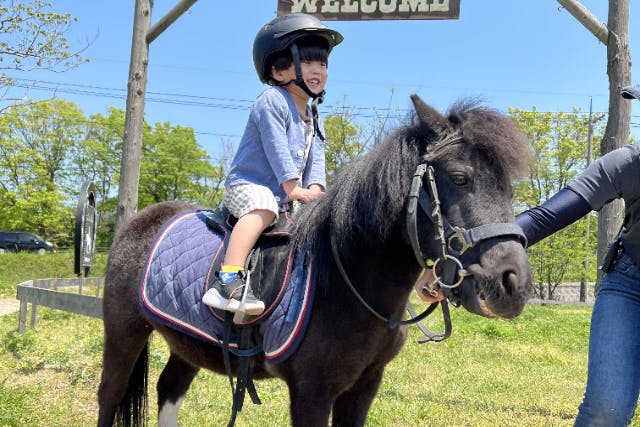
16;277;104;332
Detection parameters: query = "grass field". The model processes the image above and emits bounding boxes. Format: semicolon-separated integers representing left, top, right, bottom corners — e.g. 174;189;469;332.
0;252;632;426
0;251;108;299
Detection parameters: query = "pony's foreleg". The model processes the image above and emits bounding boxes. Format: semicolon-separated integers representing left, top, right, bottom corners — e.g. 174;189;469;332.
331;367;384;427
157;354;199;427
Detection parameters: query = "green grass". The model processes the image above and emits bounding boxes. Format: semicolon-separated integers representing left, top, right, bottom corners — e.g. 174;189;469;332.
0;254;630;426
0;251;108;298
0;302;599;426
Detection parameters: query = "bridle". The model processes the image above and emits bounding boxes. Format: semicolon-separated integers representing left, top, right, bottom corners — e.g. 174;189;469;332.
406;133;527;299
330;131;527;341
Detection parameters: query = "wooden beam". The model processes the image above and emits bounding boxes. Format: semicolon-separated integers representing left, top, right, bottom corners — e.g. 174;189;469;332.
147;0;198;43
556;0;610;45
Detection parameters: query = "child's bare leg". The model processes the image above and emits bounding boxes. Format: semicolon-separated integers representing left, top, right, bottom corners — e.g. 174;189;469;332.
224;209;276;267
202;209;275;314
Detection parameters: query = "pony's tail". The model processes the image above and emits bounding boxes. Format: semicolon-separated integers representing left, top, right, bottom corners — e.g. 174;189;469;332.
115;342;149;427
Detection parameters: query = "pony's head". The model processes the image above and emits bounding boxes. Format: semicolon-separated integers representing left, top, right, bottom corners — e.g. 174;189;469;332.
406;94;532;318
296;94;532;320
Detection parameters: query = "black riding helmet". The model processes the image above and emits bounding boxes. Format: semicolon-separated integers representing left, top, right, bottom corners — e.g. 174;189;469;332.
621;84;640;100
253;13;343;100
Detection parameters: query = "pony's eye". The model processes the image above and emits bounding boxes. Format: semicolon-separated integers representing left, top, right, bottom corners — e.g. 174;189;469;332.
450;172;468;186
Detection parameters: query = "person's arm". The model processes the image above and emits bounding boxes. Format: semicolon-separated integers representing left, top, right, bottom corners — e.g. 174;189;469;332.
256;92;300;185
515;187;592;247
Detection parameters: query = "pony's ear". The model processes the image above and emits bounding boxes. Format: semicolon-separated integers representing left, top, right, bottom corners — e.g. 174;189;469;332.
410;94;449;132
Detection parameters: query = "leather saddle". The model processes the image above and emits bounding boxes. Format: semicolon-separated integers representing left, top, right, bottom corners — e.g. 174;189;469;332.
201;207;297;324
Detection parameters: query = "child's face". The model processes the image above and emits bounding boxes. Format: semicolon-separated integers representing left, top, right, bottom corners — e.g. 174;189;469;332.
272;60;328;99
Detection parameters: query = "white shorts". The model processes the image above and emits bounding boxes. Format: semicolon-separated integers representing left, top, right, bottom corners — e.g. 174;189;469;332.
224;184;279;219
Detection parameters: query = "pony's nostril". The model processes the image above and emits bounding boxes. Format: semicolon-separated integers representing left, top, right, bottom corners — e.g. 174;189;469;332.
501;271;518;296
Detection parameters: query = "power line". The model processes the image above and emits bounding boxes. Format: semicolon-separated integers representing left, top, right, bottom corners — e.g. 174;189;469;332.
10;77;621;117
6;77;640;142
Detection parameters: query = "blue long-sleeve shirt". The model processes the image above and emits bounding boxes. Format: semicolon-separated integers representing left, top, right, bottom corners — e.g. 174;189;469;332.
225;86;326;204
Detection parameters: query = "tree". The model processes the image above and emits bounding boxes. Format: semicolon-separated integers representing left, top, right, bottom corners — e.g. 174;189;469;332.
0;98;226;248
0;99;86;242
510;107;602;299
0;0;88;103
323;114;363;184
138;122;224;209
73;108;126;244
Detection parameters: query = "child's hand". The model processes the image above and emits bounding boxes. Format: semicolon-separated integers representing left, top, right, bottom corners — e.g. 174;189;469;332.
289;186;322;203
283;180;325;203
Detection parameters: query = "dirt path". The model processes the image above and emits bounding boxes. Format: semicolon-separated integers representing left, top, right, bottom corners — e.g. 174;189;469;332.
0;298;20;316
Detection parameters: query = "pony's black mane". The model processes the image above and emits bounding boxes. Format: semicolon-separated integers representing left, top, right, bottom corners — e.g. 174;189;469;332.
295;99;530;262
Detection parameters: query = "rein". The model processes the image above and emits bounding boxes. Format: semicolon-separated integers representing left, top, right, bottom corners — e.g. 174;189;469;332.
329;131;528;342
329;233;439;330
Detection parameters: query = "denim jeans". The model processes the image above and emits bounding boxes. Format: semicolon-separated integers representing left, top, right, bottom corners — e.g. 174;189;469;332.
574;252;640;427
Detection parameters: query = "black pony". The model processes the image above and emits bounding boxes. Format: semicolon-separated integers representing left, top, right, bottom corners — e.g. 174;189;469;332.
97;95;532;426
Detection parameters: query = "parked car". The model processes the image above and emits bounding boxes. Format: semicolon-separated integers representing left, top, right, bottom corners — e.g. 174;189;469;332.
0;231;54;255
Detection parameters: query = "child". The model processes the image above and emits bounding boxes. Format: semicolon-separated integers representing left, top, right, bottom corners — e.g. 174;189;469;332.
202;13;343;315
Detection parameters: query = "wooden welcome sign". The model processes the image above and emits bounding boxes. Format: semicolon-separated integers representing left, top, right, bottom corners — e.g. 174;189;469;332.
277;0;460;20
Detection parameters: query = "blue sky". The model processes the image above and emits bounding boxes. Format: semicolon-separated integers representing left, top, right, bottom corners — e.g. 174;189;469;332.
4;1;639;161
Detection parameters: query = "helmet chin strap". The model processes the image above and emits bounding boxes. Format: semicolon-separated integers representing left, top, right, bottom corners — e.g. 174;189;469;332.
285;42;326;141
290;43;325;102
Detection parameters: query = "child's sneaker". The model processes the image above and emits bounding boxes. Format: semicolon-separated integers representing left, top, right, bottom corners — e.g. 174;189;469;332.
202;271;265;315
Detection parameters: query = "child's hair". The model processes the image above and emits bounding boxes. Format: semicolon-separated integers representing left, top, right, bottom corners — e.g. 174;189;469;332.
269;36;330;74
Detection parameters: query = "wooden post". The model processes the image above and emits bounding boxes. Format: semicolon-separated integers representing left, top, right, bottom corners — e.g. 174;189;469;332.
596;0;630;290
18;300;27;333
115;0;152;232
115;0;199;232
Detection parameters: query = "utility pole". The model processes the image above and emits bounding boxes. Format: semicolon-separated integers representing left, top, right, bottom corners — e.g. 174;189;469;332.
115;0;198;232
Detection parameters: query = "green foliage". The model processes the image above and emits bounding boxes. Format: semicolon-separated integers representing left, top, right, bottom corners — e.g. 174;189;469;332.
0;99;85;245
323;114;364;183
510;108;603;294
0;98;227;249
0;0;87;73
139;122;225;209
2;329;36;357
0;380;34;427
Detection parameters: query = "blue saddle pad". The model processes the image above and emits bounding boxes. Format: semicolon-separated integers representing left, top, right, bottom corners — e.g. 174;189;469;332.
139;210;316;363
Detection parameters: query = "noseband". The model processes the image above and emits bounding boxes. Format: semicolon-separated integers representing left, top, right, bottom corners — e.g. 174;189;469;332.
329;131;527;341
